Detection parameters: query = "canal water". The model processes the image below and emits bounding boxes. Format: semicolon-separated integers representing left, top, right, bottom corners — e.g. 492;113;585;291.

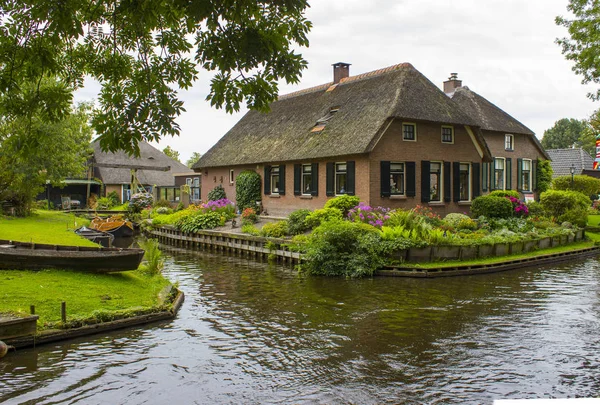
2;248;600;404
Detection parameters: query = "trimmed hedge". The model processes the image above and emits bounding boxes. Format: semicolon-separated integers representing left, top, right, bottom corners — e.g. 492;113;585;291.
235;170;262;212
552;175;600;196
470;195;514;219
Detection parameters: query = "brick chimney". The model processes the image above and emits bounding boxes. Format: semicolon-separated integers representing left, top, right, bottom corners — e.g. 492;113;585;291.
332;62;351;84
443;73;462;93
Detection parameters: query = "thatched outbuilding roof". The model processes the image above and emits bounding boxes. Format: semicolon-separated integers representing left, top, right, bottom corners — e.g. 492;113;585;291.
195;63;490;169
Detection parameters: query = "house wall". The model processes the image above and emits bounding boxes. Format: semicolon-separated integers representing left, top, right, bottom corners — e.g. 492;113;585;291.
369;120;482;216
105;185;122;201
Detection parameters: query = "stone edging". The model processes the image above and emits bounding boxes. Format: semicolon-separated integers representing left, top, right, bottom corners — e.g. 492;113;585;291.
4;289;185;349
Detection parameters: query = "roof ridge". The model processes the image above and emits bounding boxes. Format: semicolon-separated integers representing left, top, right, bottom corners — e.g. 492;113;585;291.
277;62;414;101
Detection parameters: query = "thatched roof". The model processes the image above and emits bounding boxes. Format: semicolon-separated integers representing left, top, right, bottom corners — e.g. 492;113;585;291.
195;63;488;169
92;140;192;186
546;148;594;177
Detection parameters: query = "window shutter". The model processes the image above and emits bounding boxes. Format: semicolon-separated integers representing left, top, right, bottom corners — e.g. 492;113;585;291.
490;159;496;191
311;163;319;196
346;161;356;195
326;162;335;196
482;162;488;192
505;158;512;190
532;159;538;192
294;164;301;195
472;163;481;198
452;162;460;202
517;158;523;192
264;165;271;195
421;160;430;203
381;161;391;197
406;162;416;197
279;165;286;195
444;161;451;202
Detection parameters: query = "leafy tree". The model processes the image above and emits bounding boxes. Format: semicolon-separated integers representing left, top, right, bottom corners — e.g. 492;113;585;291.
162;146;181;162
557;0;600;100
536;159;554;193
0;0;312;155
186;152;203;168
541;118;589;151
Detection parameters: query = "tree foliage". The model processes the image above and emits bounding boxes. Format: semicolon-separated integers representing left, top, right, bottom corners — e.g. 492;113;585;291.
235;170;261;212
541;118;590;153
186;152;203;168
552;174;600;196
162;146;181;162
0;0;312;155
557;0;600;100
536;159;554;193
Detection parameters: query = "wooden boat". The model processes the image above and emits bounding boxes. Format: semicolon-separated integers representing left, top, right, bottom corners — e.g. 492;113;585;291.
75;226;114;247
0;239;144;273
90;216;134;238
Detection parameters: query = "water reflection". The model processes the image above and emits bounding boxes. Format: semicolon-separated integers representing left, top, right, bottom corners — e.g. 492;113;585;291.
2;248;600;404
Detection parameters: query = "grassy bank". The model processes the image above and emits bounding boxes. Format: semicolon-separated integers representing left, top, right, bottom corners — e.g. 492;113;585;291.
0;270;170;329
0;210;95;246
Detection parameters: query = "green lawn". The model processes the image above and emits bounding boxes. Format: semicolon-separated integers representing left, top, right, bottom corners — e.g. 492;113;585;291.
588;214;600;227
0;210;96;246
0;270;170;329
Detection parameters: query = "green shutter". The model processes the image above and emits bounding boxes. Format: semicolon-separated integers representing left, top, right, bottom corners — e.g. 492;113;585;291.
490;159;496;191
472;163;481;198
517;158;523;192
482;162;488;192
406;162;416;197
264;165;271;195
532;159;538;192
346;161;355;195
421;161;430;203
444;161;451;202
311;163;319;196
505;158;512;190
294;164;301;195
326;162;334;196
279;164;286;195
381;161;391;197
453;162;461;202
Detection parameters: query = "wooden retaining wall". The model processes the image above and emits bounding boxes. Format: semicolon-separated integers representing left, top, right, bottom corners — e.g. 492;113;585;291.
147;226;302;265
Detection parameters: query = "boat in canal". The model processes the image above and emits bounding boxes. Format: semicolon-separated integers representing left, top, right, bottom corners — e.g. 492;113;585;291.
74;226;114;247
90;216;135;238
0;239;144;273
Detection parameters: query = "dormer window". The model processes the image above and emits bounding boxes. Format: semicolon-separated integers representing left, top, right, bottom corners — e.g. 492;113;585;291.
313;106;340;131
505;134;514;151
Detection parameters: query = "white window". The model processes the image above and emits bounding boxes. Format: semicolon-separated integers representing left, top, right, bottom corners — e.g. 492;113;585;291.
302;164;312;195
494;158;505;190
459;163;471;201
193;178;199;187
403;123;417;141
522;159;532;192
335;163;347;194
430;162;442;202
186;178;192;187
229;169;234;185
390;162;405;195
505;134;514;150
271;166;280;194
441;126;454;144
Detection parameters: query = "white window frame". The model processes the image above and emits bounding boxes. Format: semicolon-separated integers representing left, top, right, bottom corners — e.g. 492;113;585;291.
505;134;514;151
494;157;506;190
270;166;280;194
186;178;192;187
430;161;443;203
402;122;417;142
229;169;234;185
521;158;532;192
193;177;199;187
335;162;347;195
441;125;454;144
390;162;405;196
301;164;312;195
459;162;472;202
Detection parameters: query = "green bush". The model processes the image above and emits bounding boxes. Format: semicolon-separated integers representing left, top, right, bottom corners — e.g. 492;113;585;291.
456;218;478;231
107;191;120;206
540;190;591;218
287;209;312;235
95;197;114;210
304;207;343;228
489;190;520;199
324;195;360;218
35;199;54;210
260;221;289;238
176;211;223;232
526;201;546;218
536;159;553;193
241;223;261;236
207;184;227;201
302;221;384;278
235;170;262;212
154;199;172;208
552;174;600;196
558;207;588;228
470;195;514;219
385;209;432;239
443;213;471;227
154;206;172;215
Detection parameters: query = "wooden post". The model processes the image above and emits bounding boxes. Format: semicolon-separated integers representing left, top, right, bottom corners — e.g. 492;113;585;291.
30;305;35;315
61;302;66;323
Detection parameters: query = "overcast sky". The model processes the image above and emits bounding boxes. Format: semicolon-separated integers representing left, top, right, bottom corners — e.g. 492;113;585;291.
75;0;597;164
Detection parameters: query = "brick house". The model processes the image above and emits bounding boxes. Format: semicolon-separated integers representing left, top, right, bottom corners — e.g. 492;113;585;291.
194;63;549;216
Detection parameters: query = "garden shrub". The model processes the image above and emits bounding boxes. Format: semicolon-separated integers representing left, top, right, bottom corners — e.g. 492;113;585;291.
413;204;443;226
207;184;227;201
138;238;164;275
107;191;120;206
176;201;184;211
241;223;261;236
558;207;588;228
552;174;600;196
540;190;591;219
95;197;114;210
235;170;262;212
287;209;312;235
260;221;289;238
526;201;546;218
324;195;360;217
154;199;172;208
347;203;391;228
128;192;154;213
241;207;258;225
470;195;513;219
456;218;478;231
155;207;172;215
176;211;224;232
385;209;431;239
302;221;384;278
443;213;471;227
489;190;520;199
536;159;553;193
198;198;236;220
304;207;343;229
35;199;54;210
